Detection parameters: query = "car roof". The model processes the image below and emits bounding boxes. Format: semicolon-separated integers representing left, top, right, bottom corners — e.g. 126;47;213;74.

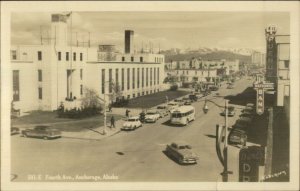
171;141;189;146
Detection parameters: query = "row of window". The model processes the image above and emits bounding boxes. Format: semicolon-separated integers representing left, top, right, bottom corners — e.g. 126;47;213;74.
101;67;160;94
122;56;143;62
36;51;83;62
125;89;160;99
177;70;207;75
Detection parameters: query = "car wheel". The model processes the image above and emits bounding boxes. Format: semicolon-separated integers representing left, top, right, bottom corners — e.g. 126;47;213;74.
43;136;48;140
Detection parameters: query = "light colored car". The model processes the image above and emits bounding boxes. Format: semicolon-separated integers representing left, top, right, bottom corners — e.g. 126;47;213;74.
174;99;184;106
246;103;255;108
194;92;203;99
165;141;199;164
156;105;169;117
167;102;179;112
145;110;160;123
121;116;142;131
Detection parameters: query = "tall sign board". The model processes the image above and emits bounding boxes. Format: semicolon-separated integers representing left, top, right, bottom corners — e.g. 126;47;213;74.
265;25;277;83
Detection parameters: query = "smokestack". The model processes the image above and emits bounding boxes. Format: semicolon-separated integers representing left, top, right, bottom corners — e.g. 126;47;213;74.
125;30;134;54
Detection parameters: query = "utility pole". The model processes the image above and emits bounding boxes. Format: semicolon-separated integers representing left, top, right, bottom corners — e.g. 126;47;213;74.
223;99;229;182
103;93;107;135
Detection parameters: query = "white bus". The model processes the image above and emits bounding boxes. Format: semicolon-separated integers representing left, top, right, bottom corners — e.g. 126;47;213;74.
170;106;195;126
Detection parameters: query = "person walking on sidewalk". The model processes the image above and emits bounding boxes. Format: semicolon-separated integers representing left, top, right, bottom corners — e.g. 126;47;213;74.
110;116;115;128
125;109;130;118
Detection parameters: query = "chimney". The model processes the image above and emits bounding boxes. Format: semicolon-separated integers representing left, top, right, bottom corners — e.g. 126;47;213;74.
125;30;134;54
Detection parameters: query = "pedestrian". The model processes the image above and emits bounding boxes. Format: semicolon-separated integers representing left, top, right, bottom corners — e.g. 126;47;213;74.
125;109;130;118
108;104;112;112
110;116;115;128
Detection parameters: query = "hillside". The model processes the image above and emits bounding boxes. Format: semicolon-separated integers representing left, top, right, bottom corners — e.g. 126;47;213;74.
162;50;251;64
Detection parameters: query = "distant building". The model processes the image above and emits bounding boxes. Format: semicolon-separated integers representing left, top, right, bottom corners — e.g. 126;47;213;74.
251;51;266;66
11;14;165;115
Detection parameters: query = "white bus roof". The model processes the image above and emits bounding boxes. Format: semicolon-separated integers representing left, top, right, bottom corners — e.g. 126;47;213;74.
171;106;195;113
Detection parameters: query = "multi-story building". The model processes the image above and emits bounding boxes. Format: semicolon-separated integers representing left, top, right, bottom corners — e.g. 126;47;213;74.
251;51;266;67
11;14;165;115
168;68;218;83
265;25;290;107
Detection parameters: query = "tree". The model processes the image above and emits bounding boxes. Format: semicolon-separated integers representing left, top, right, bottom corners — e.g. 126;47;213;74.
108;81;123;104
81;87;103;109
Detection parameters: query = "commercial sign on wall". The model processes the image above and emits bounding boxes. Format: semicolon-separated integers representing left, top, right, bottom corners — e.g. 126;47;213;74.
253;80;274;115
239;146;265;182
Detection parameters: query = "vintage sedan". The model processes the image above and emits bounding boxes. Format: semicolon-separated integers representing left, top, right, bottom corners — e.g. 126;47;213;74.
21;125;61;140
220;106;235;117
165;141;199;164
228;127;247;146
121;116;142;131
144;110;160;123
156;105;169;117
167;102;179;112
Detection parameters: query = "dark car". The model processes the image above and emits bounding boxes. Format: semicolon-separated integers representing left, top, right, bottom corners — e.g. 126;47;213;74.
11;127;20;135
209;86;219;91
165;141;199;164
239;111;254;119
233;117;252;129
184;100;192;105
228;127;247;146
188;94;198;102
220;106;235;117
21;125;61;140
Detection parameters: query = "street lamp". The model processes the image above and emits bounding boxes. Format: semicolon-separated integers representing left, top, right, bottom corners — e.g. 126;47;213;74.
205;98;232;181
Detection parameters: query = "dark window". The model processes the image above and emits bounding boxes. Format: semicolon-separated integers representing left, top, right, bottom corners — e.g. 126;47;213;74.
157;68;159;84
146;68;148;86
73;52;76;61
140;57;143;62
127;68;130;90
137;68;140;88
284;60;289;69
11;50;17;60
66;52;69;61
102;69;105;94
150;68;152;86
116;69;119;87
13;70;20;101
121;68;124;91
38;70;42;82
154;68;156;85
142;68;144;87
80;69;83;80
109;69;112;93
132;68;135;89
80;85;83;95
131;57;134;62
38;51;42;61
122;57;125;62
80;53;83;61
58;52;61;61
38;87;42;99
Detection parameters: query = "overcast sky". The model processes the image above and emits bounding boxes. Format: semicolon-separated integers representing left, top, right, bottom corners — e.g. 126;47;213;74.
11;12;289;52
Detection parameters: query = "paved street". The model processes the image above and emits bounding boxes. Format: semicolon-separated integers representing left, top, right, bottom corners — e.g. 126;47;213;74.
11;78;253;182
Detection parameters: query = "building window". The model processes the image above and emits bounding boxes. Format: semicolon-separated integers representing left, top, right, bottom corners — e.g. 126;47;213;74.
80;53;83;61
38;51;42;61
157;68;159;84
138;93;140;97
187;70;189;75
13;70;20;101
11;50;17;60
142;68;144;87
284;60;289;69
140;57;143;62
66;52;69;61
150;68;153;86
133;93;136;98
80;85;83;95
131;56;134;62
132;68;135;89
73;52;76;61
102;69;105;94
142;92;144;96
195;71;197;75
146;68;149;87
127;68;130;90
58;52;61;61
137;68;140;88
109;69;112;93
154;68;156;85
127;95;130;99
38;87;43;99
122;57;125;62
80;69;83;80
116;69;119;87
38;70;42;82
121;68;124;91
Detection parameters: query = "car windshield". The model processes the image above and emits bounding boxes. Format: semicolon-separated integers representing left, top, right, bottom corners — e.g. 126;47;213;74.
178;145;191;149
157;106;166;109
172;112;182;118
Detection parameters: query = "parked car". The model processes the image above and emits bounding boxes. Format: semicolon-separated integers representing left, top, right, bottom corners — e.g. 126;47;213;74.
184;100;192;105
242;106;255;114
156;105;169;117
233;117;252;129
228;127;247;146
227;84;234;89
194;92;203;99
167;102;179;112
11;127;20;135
240;111;254;119
21;125;61;140
209;86;219;91
121;116;142;131
246;103;255;108
165;141;199;164
188;94;198;102
174;98;184;106
145;110;160;123
220;106;235;117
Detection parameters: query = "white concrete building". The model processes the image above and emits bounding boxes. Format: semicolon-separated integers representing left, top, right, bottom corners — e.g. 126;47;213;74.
11;14;165;115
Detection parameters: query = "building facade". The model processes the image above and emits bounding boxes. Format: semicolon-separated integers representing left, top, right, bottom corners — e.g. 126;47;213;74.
11;14;165;115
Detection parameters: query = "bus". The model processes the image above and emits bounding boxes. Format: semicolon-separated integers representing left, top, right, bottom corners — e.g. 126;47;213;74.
170;106;195;126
